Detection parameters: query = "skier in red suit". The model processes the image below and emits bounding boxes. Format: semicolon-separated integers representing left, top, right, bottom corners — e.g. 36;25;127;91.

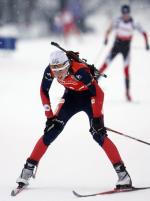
16;50;132;189
99;4;149;101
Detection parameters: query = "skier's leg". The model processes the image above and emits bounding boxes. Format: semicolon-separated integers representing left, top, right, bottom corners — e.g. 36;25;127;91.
89;115;122;163
84;87;132;188
99;45;118;74
89;115;132;188
122;47;132;101
99;56;110;74
99;52;112;74
16;93;79;185
27;103;68;161
84;87;123;164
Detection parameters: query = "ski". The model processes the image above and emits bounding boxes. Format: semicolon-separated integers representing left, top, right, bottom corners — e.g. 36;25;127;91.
72;186;150;198
11;183;28;196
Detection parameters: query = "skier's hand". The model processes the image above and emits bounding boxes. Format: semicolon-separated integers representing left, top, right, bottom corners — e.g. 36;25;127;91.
104;38;108;45
66;51;79;60
90;117;106;135
94;68;101;80
146;43;149;50
44;116;64;133
44;117;55;133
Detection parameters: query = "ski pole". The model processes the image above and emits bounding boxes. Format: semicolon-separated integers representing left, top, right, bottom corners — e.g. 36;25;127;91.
106;127;150;146
94;44;105;66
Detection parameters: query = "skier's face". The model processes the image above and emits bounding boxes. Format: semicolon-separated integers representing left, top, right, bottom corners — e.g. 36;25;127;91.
50;61;70;80
122;13;130;21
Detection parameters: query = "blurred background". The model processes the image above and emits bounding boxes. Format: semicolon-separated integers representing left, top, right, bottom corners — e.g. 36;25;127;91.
0;0;150;40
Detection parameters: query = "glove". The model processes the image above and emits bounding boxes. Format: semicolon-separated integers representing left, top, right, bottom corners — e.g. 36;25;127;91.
44;116;55;133
146;43;149;50
104;38;108;45
90;117;106;135
44;116;64;133
66;51;79;61
94;68;101;80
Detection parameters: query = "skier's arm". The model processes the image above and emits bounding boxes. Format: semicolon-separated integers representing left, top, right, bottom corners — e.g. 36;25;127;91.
40;66;54;118
134;22;149;50
142;32;149;50
75;68;96;96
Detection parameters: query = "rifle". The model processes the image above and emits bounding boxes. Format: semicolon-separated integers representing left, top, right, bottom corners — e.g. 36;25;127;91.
51;41;107;80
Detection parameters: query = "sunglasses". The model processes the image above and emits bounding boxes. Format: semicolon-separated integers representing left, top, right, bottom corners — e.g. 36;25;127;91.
50;60;69;72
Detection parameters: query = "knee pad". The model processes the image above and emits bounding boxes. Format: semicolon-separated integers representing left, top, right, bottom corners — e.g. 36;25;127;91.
92;130;107;146
43;119;64;146
90;116;107;146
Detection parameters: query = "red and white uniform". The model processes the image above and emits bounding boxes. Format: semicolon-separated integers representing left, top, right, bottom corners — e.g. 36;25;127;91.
40;60;104;118
113;17;145;41
28;60;123;169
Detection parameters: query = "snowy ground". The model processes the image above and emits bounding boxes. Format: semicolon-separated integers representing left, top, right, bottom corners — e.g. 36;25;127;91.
0;19;150;201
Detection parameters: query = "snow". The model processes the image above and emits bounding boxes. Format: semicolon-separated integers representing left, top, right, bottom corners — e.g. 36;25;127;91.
0;16;150;201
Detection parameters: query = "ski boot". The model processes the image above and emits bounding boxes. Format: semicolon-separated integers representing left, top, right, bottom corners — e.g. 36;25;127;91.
114;162;132;189
16;159;38;186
